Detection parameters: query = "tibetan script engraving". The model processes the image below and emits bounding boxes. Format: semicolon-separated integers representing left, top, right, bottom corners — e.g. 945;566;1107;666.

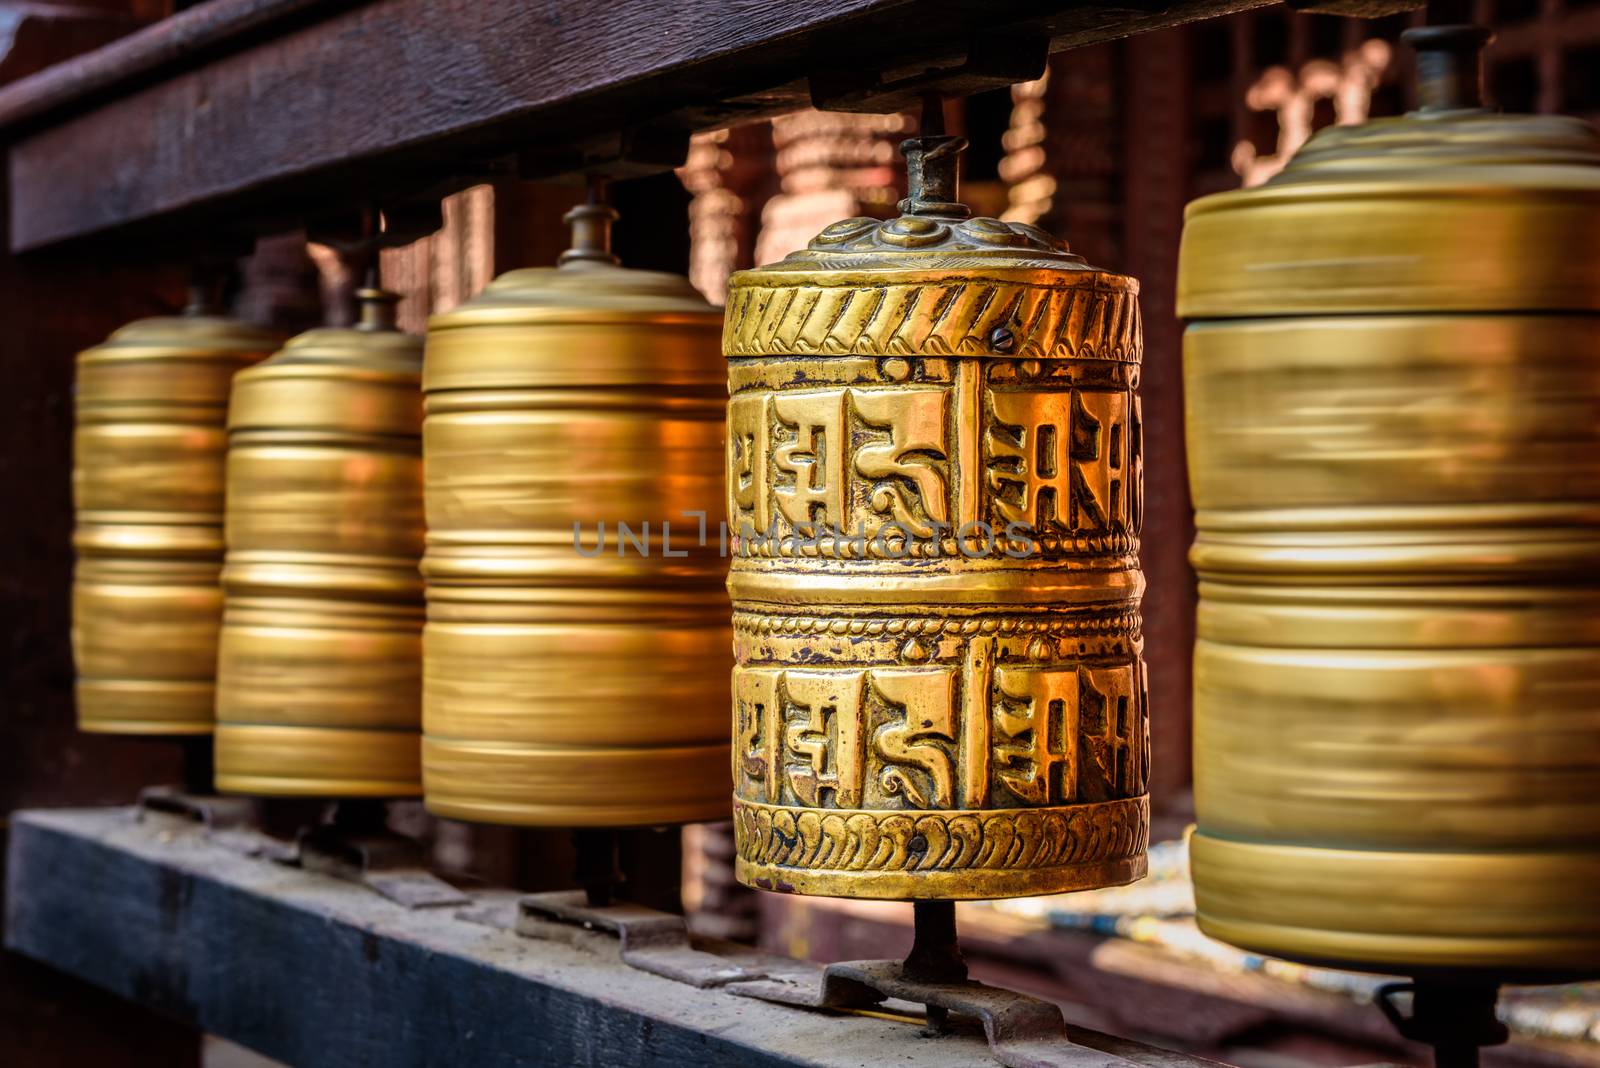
993;665;1079;806
871;667;958;809
853;388;950;538
730;380;1140;553
784;670;866;807
986;389;1140;535
731;647;1145;813
773;391;851;530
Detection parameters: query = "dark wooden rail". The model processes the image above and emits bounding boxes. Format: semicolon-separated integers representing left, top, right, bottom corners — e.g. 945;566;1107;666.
6;807;1219;1068
0;0;1271;253
0;0;332;131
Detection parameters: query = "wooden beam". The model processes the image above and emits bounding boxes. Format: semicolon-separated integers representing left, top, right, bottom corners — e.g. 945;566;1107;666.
0;0;328;130
0;0;1271;252
5;807;1213;1068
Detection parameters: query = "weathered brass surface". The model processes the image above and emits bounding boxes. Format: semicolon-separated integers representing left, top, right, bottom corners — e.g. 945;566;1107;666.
724;135;1150;900
214;291;425;796
1179;44;1600;975
73;309;280;734
421;201;730;827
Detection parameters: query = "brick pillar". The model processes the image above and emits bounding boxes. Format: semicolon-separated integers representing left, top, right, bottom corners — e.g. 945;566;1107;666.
678;124;775;304
379;185;497;335
232;232;323;335
995;48;1124;270
754;110;913;265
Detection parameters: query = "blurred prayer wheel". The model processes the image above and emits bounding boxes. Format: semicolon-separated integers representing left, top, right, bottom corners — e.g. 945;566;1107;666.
73;299;279;734
214;287;425;796
724;134;1150;900
420;195;729;826
1179;27;1600;977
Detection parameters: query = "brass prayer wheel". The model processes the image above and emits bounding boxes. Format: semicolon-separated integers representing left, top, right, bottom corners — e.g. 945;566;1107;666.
421;197;729;826
1179;28;1600;977
73;303;279;734
214;288;425;796
724;134;1149;900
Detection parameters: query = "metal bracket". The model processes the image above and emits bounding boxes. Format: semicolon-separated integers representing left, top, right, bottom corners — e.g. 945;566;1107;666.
286;826;469;910
305;198;446;258
517;890;764;989
137;785;255;831
1375;980;1508;1068
511;892;1150;1067
518;124;693;182
136;786;294;861
809;33;1048;113
731;959;1139;1068
1283;0;1423;15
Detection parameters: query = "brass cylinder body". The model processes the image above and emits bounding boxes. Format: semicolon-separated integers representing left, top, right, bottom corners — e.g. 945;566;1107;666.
724;136;1150;900
421;220;730;826
214;298;425;796
1178;110;1600;975
73;313;279;734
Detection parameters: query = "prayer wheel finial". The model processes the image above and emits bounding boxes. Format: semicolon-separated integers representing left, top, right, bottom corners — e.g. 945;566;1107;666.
1404;24;1494;113
897;135;971;219
558;175;623;266
354;281;401;332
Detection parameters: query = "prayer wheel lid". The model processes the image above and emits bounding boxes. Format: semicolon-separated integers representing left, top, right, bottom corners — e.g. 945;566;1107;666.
1179;25;1600;317
84;277;284;359
447;260;712;315
726;134;1138;362
428;200;717;326
230;287;422;437
253;287;421;369
90;313;283;353
423;197;723;396
77;301;283;408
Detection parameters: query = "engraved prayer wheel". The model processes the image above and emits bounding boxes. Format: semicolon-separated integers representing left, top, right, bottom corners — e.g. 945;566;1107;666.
421;196;729;826
214;287;425;796
724;134;1150;900
73;300;280;734
1179;28;1600;977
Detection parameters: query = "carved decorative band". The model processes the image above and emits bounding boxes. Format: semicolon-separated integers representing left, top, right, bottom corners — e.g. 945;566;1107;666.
723;279;1142;362
731;529;1140;560
733;796;1148;875
733;610;1143;640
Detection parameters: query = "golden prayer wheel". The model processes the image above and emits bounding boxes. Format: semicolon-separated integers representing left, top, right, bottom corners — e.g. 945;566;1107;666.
724;134;1150;900
421;196;730;827
1179;27;1600;978
73;300;280;734
214;287;425;796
